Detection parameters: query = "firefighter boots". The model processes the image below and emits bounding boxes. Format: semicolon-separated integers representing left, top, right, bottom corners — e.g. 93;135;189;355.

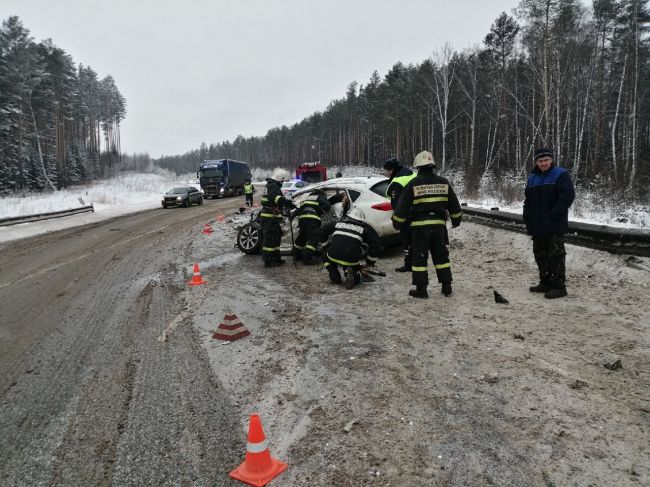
409;286;428;299
441;282;452;296
328;267;342;284
395;265;411;273
344;268;356;290
529;282;551;293
544;288;567;299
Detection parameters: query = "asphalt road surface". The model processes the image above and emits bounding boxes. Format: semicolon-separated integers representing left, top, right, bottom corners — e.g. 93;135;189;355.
0;198;246;487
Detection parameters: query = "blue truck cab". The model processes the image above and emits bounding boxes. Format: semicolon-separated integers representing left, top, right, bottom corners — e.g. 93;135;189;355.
197;159;252;198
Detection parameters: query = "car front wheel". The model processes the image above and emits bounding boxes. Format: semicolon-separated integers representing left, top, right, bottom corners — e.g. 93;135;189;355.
236;222;263;254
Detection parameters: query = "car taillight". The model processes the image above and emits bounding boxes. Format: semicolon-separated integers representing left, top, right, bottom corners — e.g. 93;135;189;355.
371;201;392;211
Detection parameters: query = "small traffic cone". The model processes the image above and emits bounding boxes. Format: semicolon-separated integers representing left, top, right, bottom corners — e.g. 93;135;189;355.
201;223;214;234
187;263;206;286
229;415;287;487
217;211;225;223
212;312;250;341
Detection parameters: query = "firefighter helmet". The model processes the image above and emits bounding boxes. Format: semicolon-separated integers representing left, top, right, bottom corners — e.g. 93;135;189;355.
413;150;436;168
271;168;290;181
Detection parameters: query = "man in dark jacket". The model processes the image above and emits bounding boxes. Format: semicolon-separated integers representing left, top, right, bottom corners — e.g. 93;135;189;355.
393;151;462;298
523;148;575;299
260;169;295;267
323;206;380;290
384;157;415;272
293;188;331;265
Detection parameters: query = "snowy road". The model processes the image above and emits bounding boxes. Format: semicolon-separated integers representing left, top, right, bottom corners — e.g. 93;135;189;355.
1;200;648;486
0;199;245;486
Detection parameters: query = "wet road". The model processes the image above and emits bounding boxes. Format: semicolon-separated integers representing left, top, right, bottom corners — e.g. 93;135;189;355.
0;199;245;486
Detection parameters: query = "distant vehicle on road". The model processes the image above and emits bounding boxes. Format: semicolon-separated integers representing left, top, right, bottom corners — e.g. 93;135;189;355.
198;159;252;198
296;162;327;183
281;179;309;197
162;187;204;208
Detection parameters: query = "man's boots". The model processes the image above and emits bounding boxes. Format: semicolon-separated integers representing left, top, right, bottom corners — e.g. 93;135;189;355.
441;282;452;297
529;282;551;293
409;286;428;299
544;287;567;299
395;265;411;272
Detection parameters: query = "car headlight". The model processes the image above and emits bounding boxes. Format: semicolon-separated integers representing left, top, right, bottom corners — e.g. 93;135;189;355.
176;196;182;200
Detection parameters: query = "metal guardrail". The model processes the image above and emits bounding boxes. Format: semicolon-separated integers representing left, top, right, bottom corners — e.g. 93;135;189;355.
0;205;95;227
461;204;650;257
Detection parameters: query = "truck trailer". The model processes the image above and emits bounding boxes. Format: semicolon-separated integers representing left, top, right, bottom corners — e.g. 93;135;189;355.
197;159;252;198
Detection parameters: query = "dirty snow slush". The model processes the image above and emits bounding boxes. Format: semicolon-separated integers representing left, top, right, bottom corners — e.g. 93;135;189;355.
1;201;647;486
188;210;649;486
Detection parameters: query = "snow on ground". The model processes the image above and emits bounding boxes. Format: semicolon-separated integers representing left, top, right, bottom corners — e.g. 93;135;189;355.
1;167;648;244
0;171;196;243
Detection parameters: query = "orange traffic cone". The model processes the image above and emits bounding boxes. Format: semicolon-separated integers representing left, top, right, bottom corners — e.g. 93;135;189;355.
187;263;206;286
229;415;287;487
201;223;214;234
217;211;225;222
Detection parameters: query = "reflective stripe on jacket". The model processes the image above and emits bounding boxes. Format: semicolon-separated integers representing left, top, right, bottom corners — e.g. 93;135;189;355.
261;180;291;219
386;166;415;209
324;217;380;265
392;168;461;228
297;193;331;221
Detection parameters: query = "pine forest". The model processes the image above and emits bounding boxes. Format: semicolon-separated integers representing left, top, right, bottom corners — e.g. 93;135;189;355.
158;0;650;200
2;0;650;202
0;16;126;192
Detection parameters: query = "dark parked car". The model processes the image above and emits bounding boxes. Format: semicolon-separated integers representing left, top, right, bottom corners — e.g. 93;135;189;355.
162;187;204;208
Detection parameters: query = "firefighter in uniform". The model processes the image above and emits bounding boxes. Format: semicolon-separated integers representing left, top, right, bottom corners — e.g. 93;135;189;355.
323;206;380;290
260;168;295;267
384;157;416;272
392;151;462;298
243;179;255;206
293;188;331;265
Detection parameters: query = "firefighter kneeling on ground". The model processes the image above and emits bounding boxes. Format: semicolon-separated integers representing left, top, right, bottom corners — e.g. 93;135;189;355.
260;168;295;267
392;150;462;298
323;205;380;290
293;188;331;265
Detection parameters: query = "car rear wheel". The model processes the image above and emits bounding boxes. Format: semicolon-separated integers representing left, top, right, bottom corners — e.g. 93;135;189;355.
237;222;262;254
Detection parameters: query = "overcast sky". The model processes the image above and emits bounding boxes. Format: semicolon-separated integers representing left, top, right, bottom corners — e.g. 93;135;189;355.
4;0;522;158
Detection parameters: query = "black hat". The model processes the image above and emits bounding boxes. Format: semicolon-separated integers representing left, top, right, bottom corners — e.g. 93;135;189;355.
534;148;554;161
383;157;400;171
